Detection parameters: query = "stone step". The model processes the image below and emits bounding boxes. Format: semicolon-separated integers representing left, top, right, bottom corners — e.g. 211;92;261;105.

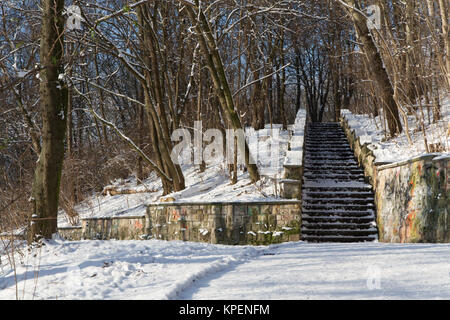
302;216;376;224
303;198;374;206
305;146;350;149
305;148;353;153
302;186;372;193
303;165;362;170
305;134;347;137
306;131;346;134
303;170;363;175
302;222;376;230
305;149;353;154
303;192;373;199
301;235;377;243
305;138;348;141
305;132;347;136
303;173;365;179
305;154;356;159
305;153;355;158
305;144;352;149
302;228;378;236
303;203;374;212
303;180;366;185
303;175;364;182
306;144;349;147
308;122;340;125
308;125;341;129
304;149;353;153
303;174;365;180
306;137;346;140
305;144;351;149
305;141;349;144
302;210;374;218
308;127;342;130
304;156;358;165
306;137;347;140
303;164;361;169
306;133;347;136
306;139;348;144
304;180;366;185
304;161;359;167
305;133;347;137
303;169;364;175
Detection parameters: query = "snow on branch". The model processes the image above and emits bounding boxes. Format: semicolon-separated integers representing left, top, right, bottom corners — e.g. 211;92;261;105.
94;0;149;25
233;63;291;98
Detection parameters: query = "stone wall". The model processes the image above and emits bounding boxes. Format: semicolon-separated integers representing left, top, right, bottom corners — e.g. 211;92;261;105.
81;216;148;240
340;117;380;184
147;201;301;245
58;216;148;241
376;156;449;242
58;226;82;241
280;109;306;199
341;116;449;243
58;201;302;244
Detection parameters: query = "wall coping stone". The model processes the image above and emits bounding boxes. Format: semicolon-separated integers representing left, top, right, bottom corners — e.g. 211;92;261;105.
278;179;301;184
377;153;447;171
58;225;82;229
80;215;146;221
146;200;301;207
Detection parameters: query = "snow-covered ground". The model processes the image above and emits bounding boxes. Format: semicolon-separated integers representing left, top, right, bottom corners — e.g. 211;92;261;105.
1;239;449;300
341;94;449;163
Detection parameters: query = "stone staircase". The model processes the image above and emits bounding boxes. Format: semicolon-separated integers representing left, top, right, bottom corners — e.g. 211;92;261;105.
301;122;378;242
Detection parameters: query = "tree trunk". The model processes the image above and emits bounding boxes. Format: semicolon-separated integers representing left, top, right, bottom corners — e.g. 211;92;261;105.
137;3;185;193
340;0;403;137
438;0;450;89
136;84;145;184
295;51;302;113
29;0;67;243
183;1;260;183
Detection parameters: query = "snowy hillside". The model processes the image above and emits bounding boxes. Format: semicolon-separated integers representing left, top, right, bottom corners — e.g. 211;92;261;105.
341;95;449;163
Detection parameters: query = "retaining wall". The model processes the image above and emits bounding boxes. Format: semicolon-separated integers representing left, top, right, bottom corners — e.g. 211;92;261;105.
59;201;302;245
341;116;449;243
147;201;301;245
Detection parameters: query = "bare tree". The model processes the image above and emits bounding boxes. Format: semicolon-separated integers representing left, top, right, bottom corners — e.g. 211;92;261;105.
28;0;67;242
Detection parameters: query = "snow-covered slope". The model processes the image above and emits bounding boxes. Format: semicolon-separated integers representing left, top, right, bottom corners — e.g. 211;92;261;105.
341;94;449;163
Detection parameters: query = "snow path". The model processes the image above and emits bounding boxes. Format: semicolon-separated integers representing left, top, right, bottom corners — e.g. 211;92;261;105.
1;240;449;299
178;242;450;300
164;245;275;299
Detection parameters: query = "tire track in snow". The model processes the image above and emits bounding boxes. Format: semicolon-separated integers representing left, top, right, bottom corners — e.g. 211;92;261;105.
162;245;278;300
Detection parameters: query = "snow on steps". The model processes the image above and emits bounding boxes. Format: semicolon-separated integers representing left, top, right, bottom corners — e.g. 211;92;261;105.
301;122;378;243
